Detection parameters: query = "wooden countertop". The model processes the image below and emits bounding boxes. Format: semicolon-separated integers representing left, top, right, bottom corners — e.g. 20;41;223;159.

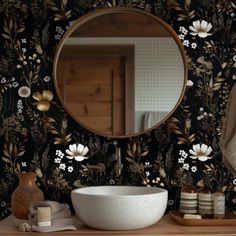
0;214;235;236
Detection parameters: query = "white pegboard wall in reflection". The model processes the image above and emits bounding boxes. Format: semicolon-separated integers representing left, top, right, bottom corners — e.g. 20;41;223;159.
66;37;184;112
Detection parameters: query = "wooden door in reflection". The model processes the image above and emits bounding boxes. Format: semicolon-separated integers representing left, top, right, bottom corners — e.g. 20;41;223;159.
57;46;134;135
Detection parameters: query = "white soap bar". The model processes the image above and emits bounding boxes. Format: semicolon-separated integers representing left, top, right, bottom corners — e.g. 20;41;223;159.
183;214;202;219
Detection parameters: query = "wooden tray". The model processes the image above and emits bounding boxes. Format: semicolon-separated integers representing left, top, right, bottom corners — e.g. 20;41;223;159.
170;210;236;226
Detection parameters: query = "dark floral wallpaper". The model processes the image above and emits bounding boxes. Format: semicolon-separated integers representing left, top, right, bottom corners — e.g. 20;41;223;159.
0;0;235;220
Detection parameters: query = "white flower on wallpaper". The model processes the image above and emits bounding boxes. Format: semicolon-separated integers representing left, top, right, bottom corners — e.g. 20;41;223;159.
182;163;190;171
59;163;66;170
232;179;236;185
54;157;61;164
178;34;185;40
21;162;27;167
183;39;190;47
18;86;31;98
67;166;74;172
189;20;213;38
43;76;51;82
191;42;197;49
179;26;188;35
187;80;194;87
191;166;197;172
189;143;213;161
66;143;89;161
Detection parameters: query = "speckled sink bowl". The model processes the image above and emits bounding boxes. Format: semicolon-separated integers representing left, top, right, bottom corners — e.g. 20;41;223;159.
71;186;168;230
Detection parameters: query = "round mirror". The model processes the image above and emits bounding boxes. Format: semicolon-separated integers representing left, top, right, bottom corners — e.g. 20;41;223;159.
53;7;187;137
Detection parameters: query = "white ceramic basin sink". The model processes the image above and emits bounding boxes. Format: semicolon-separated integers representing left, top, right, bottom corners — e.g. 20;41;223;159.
71;186;168;230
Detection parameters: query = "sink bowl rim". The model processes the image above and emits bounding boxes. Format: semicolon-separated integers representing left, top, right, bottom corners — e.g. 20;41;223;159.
71;185;167;198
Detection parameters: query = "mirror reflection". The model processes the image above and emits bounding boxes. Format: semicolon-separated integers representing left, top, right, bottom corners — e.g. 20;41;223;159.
54;8;187;137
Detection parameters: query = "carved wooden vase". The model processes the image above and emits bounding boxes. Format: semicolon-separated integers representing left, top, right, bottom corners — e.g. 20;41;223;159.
11;172;44;219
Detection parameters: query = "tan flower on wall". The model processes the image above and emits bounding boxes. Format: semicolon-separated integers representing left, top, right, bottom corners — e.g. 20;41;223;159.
32;90;53;111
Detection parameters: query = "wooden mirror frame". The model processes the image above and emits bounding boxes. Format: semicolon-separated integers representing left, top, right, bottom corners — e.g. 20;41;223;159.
53;7;188;138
